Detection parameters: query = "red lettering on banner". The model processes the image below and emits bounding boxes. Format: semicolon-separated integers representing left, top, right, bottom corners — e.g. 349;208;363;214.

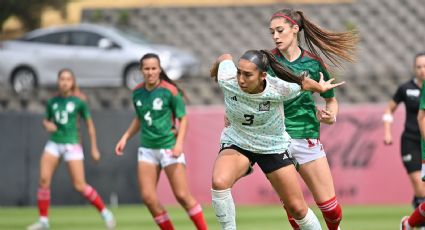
155;105;411;205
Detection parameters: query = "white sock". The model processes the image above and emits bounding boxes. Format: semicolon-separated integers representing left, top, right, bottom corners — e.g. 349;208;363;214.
294;208;322;230
39;216;49;224
212;188;236;230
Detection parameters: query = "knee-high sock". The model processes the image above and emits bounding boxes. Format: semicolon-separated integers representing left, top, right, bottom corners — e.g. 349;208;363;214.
294;208;322;230
187;203;208;230
408;202;425;227
37;187;50;219
317;196;342;230
81;185;106;212
154;211;174;230
212;188;236;230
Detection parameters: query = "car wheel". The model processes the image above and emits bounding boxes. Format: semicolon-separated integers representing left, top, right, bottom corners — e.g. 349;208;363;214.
124;64;142;90
12;67;37;94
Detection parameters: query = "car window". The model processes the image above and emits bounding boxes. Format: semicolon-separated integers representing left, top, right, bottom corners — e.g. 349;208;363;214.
70;31;103;47
28;32;70;45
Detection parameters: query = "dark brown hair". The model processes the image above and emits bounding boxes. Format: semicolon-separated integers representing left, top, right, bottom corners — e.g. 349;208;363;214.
271;9;358;68
140;53;186;99
241;50;305;85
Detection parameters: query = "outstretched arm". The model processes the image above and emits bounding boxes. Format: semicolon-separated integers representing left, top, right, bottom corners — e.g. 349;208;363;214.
301;72;345;93
115;117;140;155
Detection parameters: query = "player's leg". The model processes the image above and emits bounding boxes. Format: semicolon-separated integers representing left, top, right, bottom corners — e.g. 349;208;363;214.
138;147;173;230
164;160;207;230
27;149;60;230
67;154;115;230
401;202;425;229
285;139;340;230
211;147;251;230
299;157;341;230
262;151;321;230
402;137;425;209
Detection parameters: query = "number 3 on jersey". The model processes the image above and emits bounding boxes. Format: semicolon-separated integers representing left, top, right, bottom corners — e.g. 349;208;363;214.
242;114;254;126
144;111;152;126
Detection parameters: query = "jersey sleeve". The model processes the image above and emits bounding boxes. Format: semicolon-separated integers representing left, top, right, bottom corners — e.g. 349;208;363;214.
218;60;237;82
268;75;301;101
79;100;91;120
318;67;335;98
420;80;425;110
171;91;186;119
392;85;404;104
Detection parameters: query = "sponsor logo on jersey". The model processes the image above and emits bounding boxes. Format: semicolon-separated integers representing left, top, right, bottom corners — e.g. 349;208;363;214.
259;101;271;111
406;89;420;98
136;100;142;107
53;103;58;110
402;154;412;162
231;96;237;101
66;102;75;112
153;98;163;110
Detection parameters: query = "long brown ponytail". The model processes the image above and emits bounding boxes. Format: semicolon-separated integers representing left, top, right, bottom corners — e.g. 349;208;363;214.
271;9;358;68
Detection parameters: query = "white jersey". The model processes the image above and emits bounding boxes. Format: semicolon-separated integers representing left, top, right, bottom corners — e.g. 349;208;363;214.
218;60;301;154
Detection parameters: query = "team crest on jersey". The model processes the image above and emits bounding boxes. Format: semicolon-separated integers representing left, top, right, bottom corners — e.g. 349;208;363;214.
66;102;75;112
153;98;163;110
136;100;142;107
406;89;420;98
52;103;58;110
259;101;271;111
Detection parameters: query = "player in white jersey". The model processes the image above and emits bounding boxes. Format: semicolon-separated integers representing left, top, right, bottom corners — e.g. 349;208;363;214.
209;50;344;230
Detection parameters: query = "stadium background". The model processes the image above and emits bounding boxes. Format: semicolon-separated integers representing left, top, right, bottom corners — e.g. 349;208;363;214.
0;0;424;228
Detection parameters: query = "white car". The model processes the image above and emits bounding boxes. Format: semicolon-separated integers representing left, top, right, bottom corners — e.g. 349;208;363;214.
0;23;199;93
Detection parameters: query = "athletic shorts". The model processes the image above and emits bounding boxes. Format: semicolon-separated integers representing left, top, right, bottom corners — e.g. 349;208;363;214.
138;147;186;168
401;136;421;174
44;140;84;161
219;144;297;174
289;138;326;165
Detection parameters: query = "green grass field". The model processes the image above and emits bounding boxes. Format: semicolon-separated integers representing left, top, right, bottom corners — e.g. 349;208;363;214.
0;204;412;229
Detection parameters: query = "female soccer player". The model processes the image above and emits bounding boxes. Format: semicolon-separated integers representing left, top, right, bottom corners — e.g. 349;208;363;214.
268;9;357;230
399;52;425;230
114;53;207;230
384;52;425;213
210;49;343;230
27;69;115;230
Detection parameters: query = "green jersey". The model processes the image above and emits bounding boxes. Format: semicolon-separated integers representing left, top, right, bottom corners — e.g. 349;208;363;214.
270;48;335;139
45;95;91;144
218;60;301;154
419;80;425;159
132;80;186;149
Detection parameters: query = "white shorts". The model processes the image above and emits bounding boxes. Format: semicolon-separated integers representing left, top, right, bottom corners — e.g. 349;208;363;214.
289;138;326;165
138;147;186;168
44;140;84;161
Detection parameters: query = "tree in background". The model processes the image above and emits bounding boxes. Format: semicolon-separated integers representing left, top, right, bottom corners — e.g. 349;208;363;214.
0;0;68;31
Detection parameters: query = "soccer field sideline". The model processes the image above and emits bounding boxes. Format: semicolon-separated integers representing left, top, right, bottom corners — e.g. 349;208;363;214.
0;204;412;229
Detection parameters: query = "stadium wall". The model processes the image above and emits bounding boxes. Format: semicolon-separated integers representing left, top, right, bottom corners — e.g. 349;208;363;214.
0;104;412;206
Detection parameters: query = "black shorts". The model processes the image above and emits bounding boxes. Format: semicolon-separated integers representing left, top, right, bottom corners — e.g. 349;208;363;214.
401;136;421;174
219;144;298;174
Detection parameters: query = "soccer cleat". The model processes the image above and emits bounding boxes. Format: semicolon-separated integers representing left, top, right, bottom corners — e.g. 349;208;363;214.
400;216;411;230
26;221;49;230
101;209;116;230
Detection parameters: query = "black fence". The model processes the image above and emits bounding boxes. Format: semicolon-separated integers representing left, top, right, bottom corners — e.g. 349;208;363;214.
0;111;143;206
